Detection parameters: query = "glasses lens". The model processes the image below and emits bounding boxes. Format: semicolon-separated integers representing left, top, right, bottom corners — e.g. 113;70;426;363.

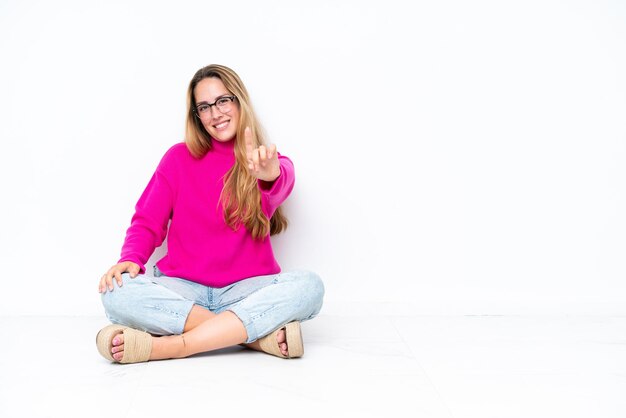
196;104;210;114
216;97;233;113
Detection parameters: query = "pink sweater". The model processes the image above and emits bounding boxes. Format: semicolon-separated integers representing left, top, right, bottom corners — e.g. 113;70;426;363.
118;139;295;287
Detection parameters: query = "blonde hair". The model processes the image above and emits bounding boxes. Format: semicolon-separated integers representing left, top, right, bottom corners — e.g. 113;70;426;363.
184;64;287;239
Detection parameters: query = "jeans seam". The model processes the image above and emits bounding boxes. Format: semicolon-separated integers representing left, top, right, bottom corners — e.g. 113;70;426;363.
145;304;186;317
249;304;281;322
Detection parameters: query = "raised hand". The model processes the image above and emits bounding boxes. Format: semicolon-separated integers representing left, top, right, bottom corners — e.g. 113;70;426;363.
244;126;280;182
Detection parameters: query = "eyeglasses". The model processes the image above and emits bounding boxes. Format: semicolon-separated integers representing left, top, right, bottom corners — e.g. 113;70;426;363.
194;95;237;119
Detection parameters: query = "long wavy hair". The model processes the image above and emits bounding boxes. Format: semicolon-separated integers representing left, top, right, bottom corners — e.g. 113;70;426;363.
184;64;288;239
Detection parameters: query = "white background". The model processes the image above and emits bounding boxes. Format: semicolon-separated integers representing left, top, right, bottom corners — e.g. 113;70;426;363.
0;0;624;316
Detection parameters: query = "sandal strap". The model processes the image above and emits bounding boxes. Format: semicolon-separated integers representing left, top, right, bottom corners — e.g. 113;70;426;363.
284;322;304;358
120;327;152;363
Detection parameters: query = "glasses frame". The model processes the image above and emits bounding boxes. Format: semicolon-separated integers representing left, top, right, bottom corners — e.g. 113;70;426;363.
193;95;237;119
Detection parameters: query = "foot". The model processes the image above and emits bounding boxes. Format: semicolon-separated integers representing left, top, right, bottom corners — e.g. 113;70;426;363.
276;328;288;356
110;332;186;361
245;327;289;356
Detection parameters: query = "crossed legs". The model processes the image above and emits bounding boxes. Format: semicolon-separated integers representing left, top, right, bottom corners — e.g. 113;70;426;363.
108;305;292;361
101;270;323;362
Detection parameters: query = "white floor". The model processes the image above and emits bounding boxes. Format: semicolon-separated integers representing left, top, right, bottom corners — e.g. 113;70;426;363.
1;314;625;418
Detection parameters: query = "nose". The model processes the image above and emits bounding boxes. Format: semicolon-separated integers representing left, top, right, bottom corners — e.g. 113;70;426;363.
209;104;225;119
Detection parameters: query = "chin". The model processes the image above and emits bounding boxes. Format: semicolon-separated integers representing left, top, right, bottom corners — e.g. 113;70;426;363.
211;132;236;142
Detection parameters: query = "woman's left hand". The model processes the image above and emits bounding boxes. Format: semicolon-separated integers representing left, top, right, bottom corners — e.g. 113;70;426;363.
244;126;280;182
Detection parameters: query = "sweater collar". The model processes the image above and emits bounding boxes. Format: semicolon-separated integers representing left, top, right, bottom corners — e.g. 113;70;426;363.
209;137;236;156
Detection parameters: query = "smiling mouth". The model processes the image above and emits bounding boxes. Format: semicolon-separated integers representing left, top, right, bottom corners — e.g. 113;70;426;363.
213;120;230;130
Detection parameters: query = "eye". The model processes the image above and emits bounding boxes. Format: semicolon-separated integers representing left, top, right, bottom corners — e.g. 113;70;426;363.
216;97;231;106
197;104;209;113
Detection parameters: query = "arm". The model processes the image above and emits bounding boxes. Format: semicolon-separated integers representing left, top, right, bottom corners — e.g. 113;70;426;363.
118;163;175;274
257;155;295;217
244;127;295;217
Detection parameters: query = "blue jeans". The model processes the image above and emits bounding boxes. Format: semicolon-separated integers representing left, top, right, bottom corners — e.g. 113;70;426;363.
100;266;324;343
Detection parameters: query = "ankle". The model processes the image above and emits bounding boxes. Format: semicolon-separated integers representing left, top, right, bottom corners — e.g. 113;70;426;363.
149;334;187;360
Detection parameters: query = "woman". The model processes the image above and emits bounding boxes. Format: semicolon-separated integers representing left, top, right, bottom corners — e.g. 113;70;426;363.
96;64;324;363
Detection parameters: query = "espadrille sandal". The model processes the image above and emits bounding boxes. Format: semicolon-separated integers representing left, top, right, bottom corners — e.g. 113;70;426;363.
96;324;152;364
255;321;304;359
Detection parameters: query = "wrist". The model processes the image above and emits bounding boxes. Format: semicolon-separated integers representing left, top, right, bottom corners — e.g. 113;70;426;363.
258;166;281;189
260;164;280;182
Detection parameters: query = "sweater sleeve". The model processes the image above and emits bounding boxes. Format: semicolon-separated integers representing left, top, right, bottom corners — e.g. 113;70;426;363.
118;155;176;274
257;154;295;218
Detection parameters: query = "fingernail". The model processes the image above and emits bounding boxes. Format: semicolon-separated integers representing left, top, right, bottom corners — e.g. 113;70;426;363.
113;338;118;345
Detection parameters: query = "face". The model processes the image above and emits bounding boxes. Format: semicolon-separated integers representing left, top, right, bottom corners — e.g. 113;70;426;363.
194;77;240;142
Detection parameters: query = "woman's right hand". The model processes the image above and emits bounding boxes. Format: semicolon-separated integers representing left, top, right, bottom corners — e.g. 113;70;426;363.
98;261;141;293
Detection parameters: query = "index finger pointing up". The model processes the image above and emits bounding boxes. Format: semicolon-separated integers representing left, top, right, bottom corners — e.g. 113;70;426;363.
244;126;254;155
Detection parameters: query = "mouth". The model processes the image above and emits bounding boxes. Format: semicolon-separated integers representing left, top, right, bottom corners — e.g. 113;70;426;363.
213;120;230;131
